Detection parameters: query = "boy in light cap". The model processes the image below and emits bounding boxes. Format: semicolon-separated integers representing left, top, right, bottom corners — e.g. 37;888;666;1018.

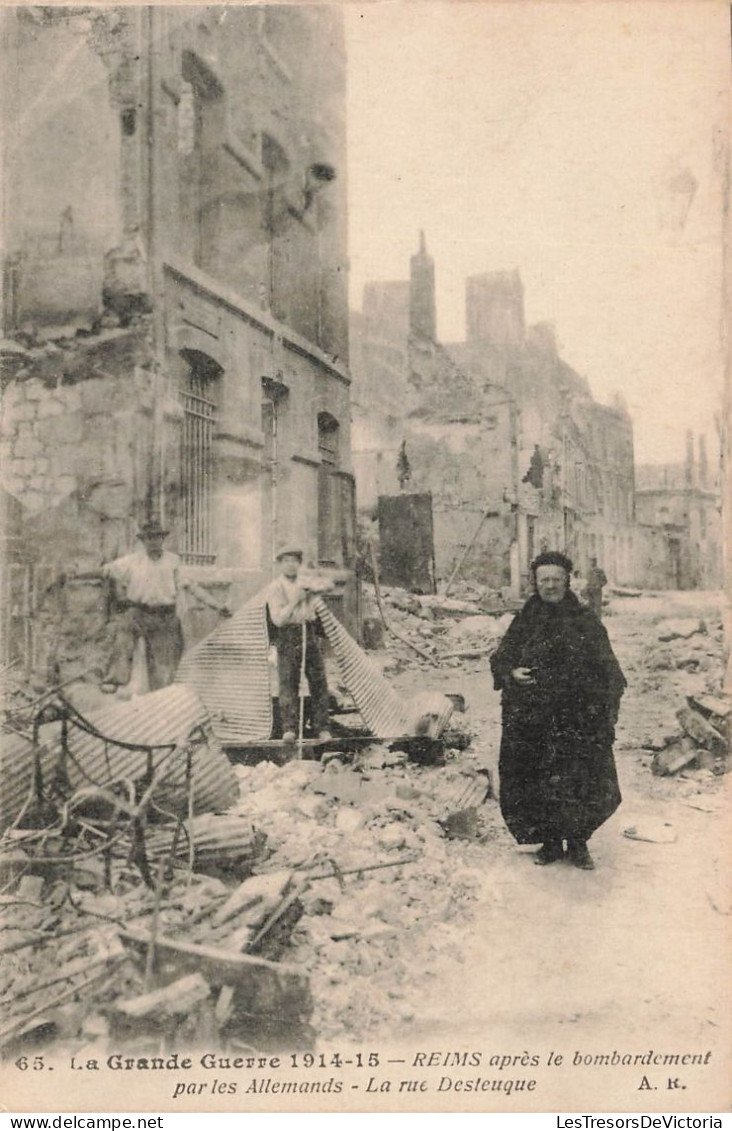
266;545;331;743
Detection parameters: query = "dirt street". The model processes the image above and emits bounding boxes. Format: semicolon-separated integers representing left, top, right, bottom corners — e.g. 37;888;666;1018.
376;589;730;1053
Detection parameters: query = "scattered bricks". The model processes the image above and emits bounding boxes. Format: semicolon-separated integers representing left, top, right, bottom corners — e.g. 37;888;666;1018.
652;737;698;776
676;706;728;758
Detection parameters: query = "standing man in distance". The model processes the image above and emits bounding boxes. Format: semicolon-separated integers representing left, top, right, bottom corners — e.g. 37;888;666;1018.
266;545;331;743
585;556;608;619
101;519;231;693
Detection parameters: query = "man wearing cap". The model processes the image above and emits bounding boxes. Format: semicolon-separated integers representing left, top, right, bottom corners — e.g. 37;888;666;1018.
100;520;230;693
266;545;331;743
585;556;608;619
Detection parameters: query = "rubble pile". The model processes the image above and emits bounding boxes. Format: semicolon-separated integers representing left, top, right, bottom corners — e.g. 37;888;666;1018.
629;605;730;778
0;684;313;1055
0;805;324;1053
641;616;721;678
1;666;495;1053
650;694;729;777
364;583;517;674
229;744;496;1041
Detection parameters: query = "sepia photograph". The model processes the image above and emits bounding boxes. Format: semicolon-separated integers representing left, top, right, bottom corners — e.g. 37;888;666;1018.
0;0;729;1115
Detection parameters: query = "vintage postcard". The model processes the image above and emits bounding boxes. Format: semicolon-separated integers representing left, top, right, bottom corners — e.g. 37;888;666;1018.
0;0;729;1116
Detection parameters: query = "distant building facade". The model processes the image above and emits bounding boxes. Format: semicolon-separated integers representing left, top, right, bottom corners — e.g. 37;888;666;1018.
635;432;722;589
350;236;638;593
0;6;355;675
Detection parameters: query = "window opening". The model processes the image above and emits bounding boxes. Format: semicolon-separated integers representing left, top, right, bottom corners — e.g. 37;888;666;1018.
179;349;222;564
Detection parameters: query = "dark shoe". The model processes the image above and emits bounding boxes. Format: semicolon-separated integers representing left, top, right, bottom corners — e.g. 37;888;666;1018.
567;840;595;870
534;841;564;866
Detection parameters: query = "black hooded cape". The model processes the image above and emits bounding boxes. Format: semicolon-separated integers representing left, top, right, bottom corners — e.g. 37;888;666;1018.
490;591;626;845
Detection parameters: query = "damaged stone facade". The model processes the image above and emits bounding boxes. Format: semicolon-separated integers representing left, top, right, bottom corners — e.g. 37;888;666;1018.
351;236;638;593
635;432;723;590
0;5;355;676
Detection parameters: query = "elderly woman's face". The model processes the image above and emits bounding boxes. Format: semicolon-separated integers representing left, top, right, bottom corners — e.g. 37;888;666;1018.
535;564;568;603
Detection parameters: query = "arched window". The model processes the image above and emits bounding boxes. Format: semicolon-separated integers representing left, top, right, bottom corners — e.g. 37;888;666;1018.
179;348;222;563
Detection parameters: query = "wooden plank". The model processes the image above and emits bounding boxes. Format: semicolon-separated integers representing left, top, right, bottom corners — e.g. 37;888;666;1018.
115;973;210;1019
119;927;311;1017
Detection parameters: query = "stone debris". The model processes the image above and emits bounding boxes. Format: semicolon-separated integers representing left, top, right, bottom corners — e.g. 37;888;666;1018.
650;699;728;777
223;742;496;1039
363;582;516;674
652;736;698;777
0;677;495;1053
676;705;728;758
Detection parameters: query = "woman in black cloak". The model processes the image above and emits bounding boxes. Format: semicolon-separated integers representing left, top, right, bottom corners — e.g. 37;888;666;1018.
490;551;626;869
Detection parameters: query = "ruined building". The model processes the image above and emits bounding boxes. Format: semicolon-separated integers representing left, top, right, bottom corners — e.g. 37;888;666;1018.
0;6;355;673
635;432;722;589
350;236;637;593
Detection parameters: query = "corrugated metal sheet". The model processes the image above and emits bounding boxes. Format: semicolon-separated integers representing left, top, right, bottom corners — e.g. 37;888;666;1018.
175;594;272;745
313;599;411;738
174;588;416;745
0;685;238;834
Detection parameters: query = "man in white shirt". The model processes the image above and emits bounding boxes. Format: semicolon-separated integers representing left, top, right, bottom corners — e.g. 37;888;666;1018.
101;519;230;692
266;544;330;743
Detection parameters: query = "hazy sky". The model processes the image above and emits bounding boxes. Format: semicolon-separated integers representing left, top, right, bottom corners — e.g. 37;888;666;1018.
345;2;729;465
